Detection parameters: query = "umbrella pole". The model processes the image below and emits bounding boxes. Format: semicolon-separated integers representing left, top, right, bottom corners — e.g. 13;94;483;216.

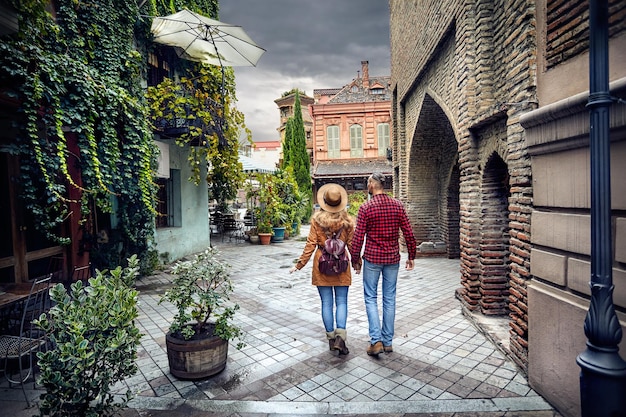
208;29;228;149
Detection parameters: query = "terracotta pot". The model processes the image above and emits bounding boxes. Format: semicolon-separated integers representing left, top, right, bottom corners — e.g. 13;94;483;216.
258;233;272;245
166;331;228;380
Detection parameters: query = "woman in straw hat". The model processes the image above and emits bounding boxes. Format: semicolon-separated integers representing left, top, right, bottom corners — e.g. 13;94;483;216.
289;183;358;355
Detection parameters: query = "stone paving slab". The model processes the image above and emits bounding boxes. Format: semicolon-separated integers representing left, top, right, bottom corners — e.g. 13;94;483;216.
0;227;562;416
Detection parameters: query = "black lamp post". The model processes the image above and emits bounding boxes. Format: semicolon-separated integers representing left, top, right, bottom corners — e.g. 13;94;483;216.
576;1;626;416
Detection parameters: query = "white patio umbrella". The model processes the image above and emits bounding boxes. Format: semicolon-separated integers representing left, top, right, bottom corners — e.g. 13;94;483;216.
150;9;265;67
150;9;265;148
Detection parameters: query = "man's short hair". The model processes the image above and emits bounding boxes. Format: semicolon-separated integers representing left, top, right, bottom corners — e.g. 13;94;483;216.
370;172;386;185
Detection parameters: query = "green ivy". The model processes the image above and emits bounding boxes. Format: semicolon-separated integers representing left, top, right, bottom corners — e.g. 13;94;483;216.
0;0;235;272
0;1;157;271
145;62;248;211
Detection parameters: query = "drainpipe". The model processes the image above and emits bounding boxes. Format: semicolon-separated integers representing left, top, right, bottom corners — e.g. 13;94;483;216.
576;1;626;416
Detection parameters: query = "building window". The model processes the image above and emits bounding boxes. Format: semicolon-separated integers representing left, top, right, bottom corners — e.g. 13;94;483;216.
327;125;340;158
370;88;384;95
351;85;358;93
148;50;171;87
156;169;182;228
377;123;390;156
350;124;363;158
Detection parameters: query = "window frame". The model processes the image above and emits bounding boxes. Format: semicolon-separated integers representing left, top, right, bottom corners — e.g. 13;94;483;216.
377;123;390;157
327;125;340;158
350;124;363;158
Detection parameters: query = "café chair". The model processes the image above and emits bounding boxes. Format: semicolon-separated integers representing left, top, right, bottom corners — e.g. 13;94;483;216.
71;264;92;282
0;274;52;406
46;255;65;283
222;217;244;242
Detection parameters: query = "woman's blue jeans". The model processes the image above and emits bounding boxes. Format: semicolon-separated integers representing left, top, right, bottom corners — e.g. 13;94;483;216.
317;286;349;332
362;259;399;346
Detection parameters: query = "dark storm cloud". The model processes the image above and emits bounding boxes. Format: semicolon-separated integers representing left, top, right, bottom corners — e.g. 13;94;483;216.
218;0;390;141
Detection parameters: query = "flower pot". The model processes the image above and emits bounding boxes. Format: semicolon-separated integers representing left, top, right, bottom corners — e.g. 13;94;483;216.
249;235;260;244
258;233;272;245
271;227;286;242
166;331;228;380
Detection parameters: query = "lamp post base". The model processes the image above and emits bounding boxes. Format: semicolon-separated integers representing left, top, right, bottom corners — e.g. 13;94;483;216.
577;343;626;417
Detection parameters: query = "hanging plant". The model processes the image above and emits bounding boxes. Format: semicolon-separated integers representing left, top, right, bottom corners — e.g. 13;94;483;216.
146;63;249;209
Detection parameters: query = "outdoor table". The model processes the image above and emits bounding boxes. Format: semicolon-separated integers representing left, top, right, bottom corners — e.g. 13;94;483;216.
0;283;35;308
0;281;50;334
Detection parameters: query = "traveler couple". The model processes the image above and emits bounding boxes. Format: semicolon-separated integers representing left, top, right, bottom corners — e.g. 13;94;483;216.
289;172;417;356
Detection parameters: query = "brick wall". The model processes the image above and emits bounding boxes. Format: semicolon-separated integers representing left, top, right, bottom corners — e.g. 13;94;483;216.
545;0;626;69
390;0;536;371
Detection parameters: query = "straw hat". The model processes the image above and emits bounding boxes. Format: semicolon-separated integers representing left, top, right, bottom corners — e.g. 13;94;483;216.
317;183;348;213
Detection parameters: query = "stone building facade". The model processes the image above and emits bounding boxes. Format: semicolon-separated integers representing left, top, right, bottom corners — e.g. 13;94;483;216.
390;1;626;416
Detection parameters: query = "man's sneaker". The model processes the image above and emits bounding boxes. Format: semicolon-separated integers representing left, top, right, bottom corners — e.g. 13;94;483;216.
383;345;393;353
367;341;384;356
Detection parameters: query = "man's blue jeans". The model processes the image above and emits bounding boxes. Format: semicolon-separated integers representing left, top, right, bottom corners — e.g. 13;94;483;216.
362;259;399;346
317;286;349;332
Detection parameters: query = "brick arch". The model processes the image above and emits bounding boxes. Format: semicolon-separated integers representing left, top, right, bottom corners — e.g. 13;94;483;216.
406;93;459;257
478;152;510;315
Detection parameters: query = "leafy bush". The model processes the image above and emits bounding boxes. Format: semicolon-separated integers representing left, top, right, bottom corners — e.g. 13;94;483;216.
348;191;368;217
160;248;244;348
35;256;142;417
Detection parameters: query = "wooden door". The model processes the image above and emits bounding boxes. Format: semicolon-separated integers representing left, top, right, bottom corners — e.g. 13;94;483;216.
0;153;65;283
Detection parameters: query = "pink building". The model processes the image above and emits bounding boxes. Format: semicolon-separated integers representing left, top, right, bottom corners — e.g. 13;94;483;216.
310;61;392;202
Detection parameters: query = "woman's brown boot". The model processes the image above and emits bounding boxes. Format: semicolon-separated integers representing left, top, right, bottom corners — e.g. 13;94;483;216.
326;331;337;351
333;328;349;355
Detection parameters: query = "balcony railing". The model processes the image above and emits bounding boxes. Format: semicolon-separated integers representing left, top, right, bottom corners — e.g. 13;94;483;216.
152;98;226;147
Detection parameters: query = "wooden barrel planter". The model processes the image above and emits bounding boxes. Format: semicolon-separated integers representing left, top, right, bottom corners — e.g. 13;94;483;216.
166;332;228;379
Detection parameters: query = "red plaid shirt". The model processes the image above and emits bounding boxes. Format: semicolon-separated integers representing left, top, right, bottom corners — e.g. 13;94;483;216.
351;194;417;265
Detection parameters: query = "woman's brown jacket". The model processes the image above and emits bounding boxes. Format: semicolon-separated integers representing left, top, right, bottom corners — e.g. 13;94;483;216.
294;217;357;286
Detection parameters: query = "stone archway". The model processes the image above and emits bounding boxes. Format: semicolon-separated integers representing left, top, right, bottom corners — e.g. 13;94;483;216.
407;94;459;258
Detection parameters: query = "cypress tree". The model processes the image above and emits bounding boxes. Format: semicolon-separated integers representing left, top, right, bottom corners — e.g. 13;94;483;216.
290;91;312;219
281;117;294;169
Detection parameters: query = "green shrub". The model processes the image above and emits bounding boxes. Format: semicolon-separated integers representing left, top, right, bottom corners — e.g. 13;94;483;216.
35;256;143;417
348;191;368;217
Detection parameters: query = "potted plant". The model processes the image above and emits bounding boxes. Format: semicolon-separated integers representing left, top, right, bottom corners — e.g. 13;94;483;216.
256;215;274;245
160;248;244;379
246;226;260;244
269;202;289;242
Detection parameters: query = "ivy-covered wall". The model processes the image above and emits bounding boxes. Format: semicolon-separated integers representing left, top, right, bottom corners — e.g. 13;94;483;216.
0;0;246;275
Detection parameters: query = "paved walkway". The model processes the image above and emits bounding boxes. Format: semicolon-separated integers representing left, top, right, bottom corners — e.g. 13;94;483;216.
0;227;562;416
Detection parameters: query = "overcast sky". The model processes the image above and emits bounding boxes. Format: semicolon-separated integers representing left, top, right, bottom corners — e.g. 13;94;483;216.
218;0;391;142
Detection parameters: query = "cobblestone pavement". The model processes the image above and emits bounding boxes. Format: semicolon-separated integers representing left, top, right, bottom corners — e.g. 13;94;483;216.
0;226;562;416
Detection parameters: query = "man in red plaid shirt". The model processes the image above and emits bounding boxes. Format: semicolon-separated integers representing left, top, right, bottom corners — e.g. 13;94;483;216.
352;172;417;356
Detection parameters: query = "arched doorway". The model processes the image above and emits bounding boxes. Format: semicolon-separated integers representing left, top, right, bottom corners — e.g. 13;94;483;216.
479;152;510;315
408;94;459;257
